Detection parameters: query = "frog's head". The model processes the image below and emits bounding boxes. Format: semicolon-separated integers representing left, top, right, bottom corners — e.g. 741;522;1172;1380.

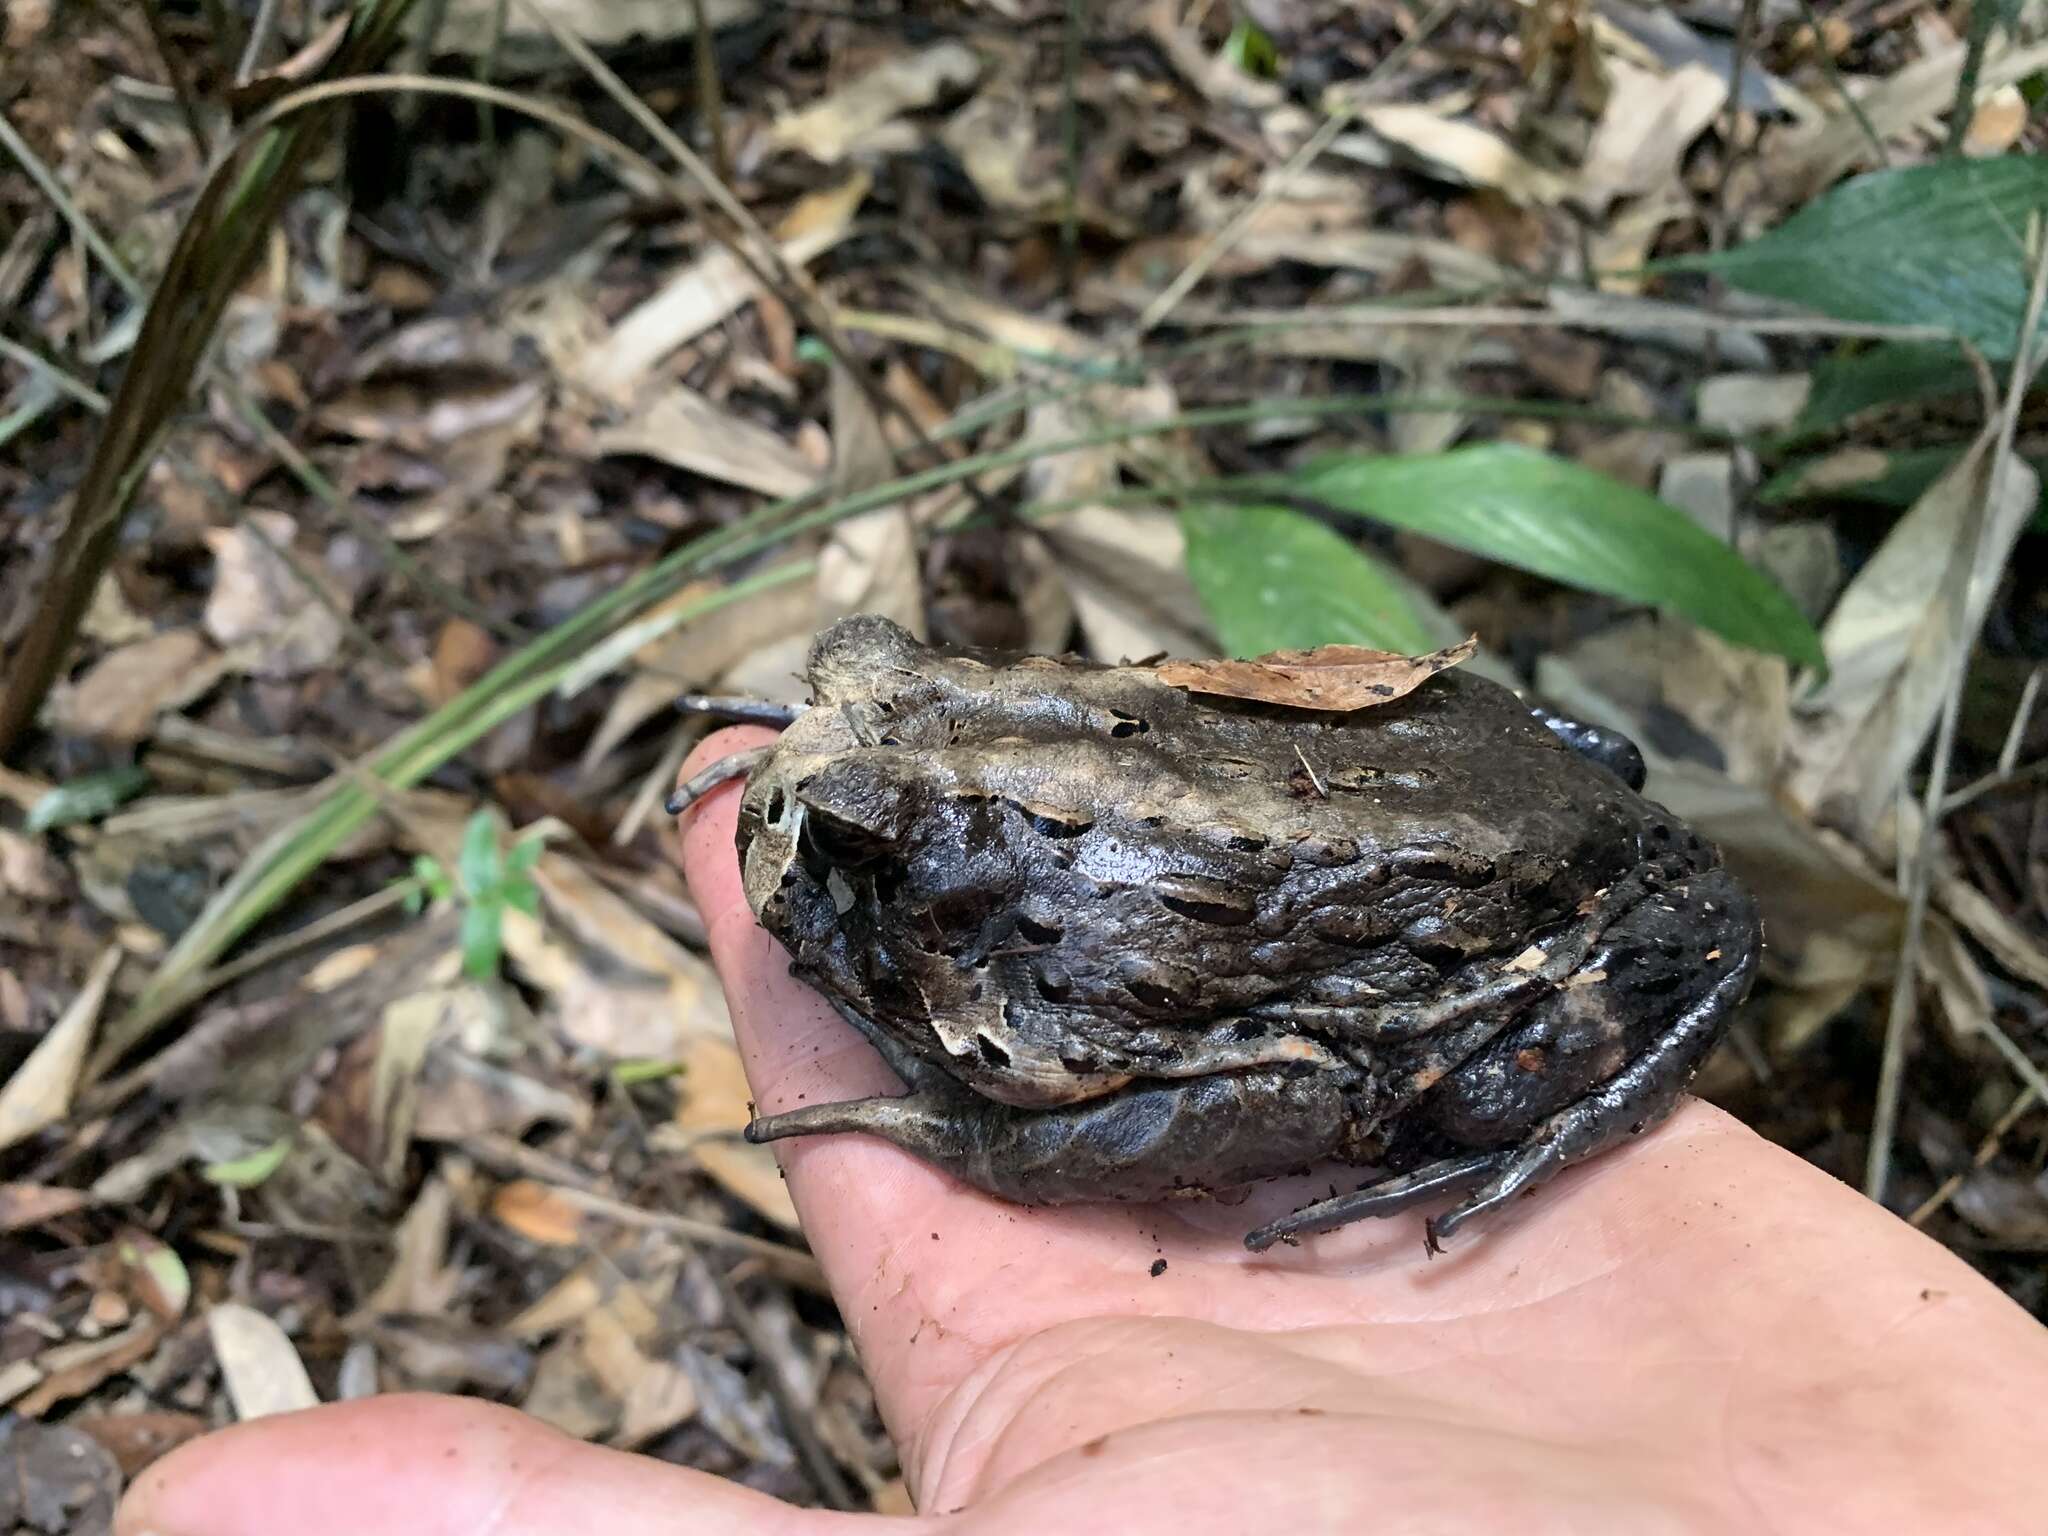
805;613;942;708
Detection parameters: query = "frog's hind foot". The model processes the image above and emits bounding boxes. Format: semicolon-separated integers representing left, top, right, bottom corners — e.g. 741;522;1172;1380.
1242;1150;1509;1253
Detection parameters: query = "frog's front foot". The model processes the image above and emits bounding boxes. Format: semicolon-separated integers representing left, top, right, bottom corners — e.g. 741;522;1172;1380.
746;1066;1354;1209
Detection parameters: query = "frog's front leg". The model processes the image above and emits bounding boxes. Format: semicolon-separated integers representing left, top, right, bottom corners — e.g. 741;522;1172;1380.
745;1063;1354;1207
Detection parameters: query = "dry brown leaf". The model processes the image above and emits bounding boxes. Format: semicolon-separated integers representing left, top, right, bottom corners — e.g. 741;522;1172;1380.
0;1181;93;1233
576;173;870;399
203;512;347;677
493;1178;586;1246
1157;637;1477;712
1575;60;1726;216
13;1319;166;1418
593;388;818;498
502;852;731;1058
0;947;119;1153
666;1034;800;1231
209;1302;319;1420
0;828;61;901
768;42;980;164
1785;432;2041;831
47;629;225;741
1354;104;1572;207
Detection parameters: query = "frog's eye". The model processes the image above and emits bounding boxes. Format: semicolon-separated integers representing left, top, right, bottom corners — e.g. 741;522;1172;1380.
1531;708;1648;791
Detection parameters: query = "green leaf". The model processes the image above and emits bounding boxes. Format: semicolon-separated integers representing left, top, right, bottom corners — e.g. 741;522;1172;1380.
505;835;545;876
1180;503;1437;657
611;1058;684;1087
203;1135;293;1189
1796;341;1981;435
1224;16;1279;77
1667;158;2048;359
458;809;502;900
504;880;541;918
401;883;425;916
25;765;150;831
460;897;504;980
1287;444;1824;668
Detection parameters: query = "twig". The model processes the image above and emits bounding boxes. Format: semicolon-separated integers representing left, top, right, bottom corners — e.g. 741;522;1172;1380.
1943;0;2006;156
1131;0;1457;337
235;0;285;83
0;334;109;411
688;0;731;185
1060;0;1085;295
1794;0;1890;166
1865;223;2048;1206
536;1183;827;1292
1907;1081;2040;1229
137;0;215;158
0;109;145;300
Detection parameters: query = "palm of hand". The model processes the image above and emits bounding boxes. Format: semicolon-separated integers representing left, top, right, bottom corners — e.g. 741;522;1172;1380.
120;731;2048;1536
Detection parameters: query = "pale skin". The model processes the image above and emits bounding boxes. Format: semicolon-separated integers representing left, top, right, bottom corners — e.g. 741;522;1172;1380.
120;727;2048;1536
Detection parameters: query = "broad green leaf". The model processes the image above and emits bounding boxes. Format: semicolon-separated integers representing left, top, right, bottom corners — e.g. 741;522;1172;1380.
1796;341;1981;435
504;881;541;918
1287;443;1824;668
203;1135;293;1189
461;897;504;980
1180;503;1437;657
458;809;502;900
506;835;545;875
1668;158;2048;360
25;765;150;831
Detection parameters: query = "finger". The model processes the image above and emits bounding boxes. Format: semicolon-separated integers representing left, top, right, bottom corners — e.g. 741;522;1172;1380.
116;1394;883;1536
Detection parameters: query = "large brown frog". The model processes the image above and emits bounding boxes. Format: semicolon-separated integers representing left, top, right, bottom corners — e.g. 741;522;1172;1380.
671;615;1760;1251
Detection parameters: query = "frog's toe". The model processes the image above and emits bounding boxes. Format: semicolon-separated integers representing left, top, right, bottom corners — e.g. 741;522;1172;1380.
1243;1149;1509;1252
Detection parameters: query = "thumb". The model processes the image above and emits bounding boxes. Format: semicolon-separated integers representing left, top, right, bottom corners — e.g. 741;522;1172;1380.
116;1395;905;1536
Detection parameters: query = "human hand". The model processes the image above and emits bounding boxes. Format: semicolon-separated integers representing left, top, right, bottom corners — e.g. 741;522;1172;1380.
119;728;2048;1535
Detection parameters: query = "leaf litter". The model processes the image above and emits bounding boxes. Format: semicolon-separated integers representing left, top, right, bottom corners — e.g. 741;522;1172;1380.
3;0;2048;1519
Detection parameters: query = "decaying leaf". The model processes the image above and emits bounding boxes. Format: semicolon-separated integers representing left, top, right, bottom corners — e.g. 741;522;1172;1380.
593;388;819;499
208;1302;320;1420
1156;636;1478;711
45;630;227;742
1786;431;2042;831
203;512;348;678
0;947;120;1153
767;43;981;164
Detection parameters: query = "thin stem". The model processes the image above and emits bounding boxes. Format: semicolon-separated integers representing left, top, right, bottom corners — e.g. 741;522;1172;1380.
1866;223;2048;1205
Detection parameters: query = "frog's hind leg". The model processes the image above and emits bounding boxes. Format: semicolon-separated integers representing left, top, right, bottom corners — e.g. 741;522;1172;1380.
745;1067;1353;1209
1242;1151;1510;1252
1249;865;1760;1254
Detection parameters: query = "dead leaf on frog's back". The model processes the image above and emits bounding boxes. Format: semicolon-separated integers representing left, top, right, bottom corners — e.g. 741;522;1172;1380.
1156;637;1477;712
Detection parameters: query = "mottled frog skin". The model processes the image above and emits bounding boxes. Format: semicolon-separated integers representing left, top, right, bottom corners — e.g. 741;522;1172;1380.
688;615;1759;1251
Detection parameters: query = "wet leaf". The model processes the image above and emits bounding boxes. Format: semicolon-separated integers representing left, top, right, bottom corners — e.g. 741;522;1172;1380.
1286;444;1824;668
1669;158;2048;360
1156;636;1475;712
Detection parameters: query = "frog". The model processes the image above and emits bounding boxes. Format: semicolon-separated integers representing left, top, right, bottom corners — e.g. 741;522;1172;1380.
669;614;1761;1252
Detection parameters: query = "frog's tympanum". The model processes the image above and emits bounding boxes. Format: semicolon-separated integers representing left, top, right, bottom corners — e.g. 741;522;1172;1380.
674;615;1760;1252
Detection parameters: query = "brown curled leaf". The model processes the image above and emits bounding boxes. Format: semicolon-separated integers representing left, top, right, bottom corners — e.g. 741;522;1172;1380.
1154;636;1478;712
